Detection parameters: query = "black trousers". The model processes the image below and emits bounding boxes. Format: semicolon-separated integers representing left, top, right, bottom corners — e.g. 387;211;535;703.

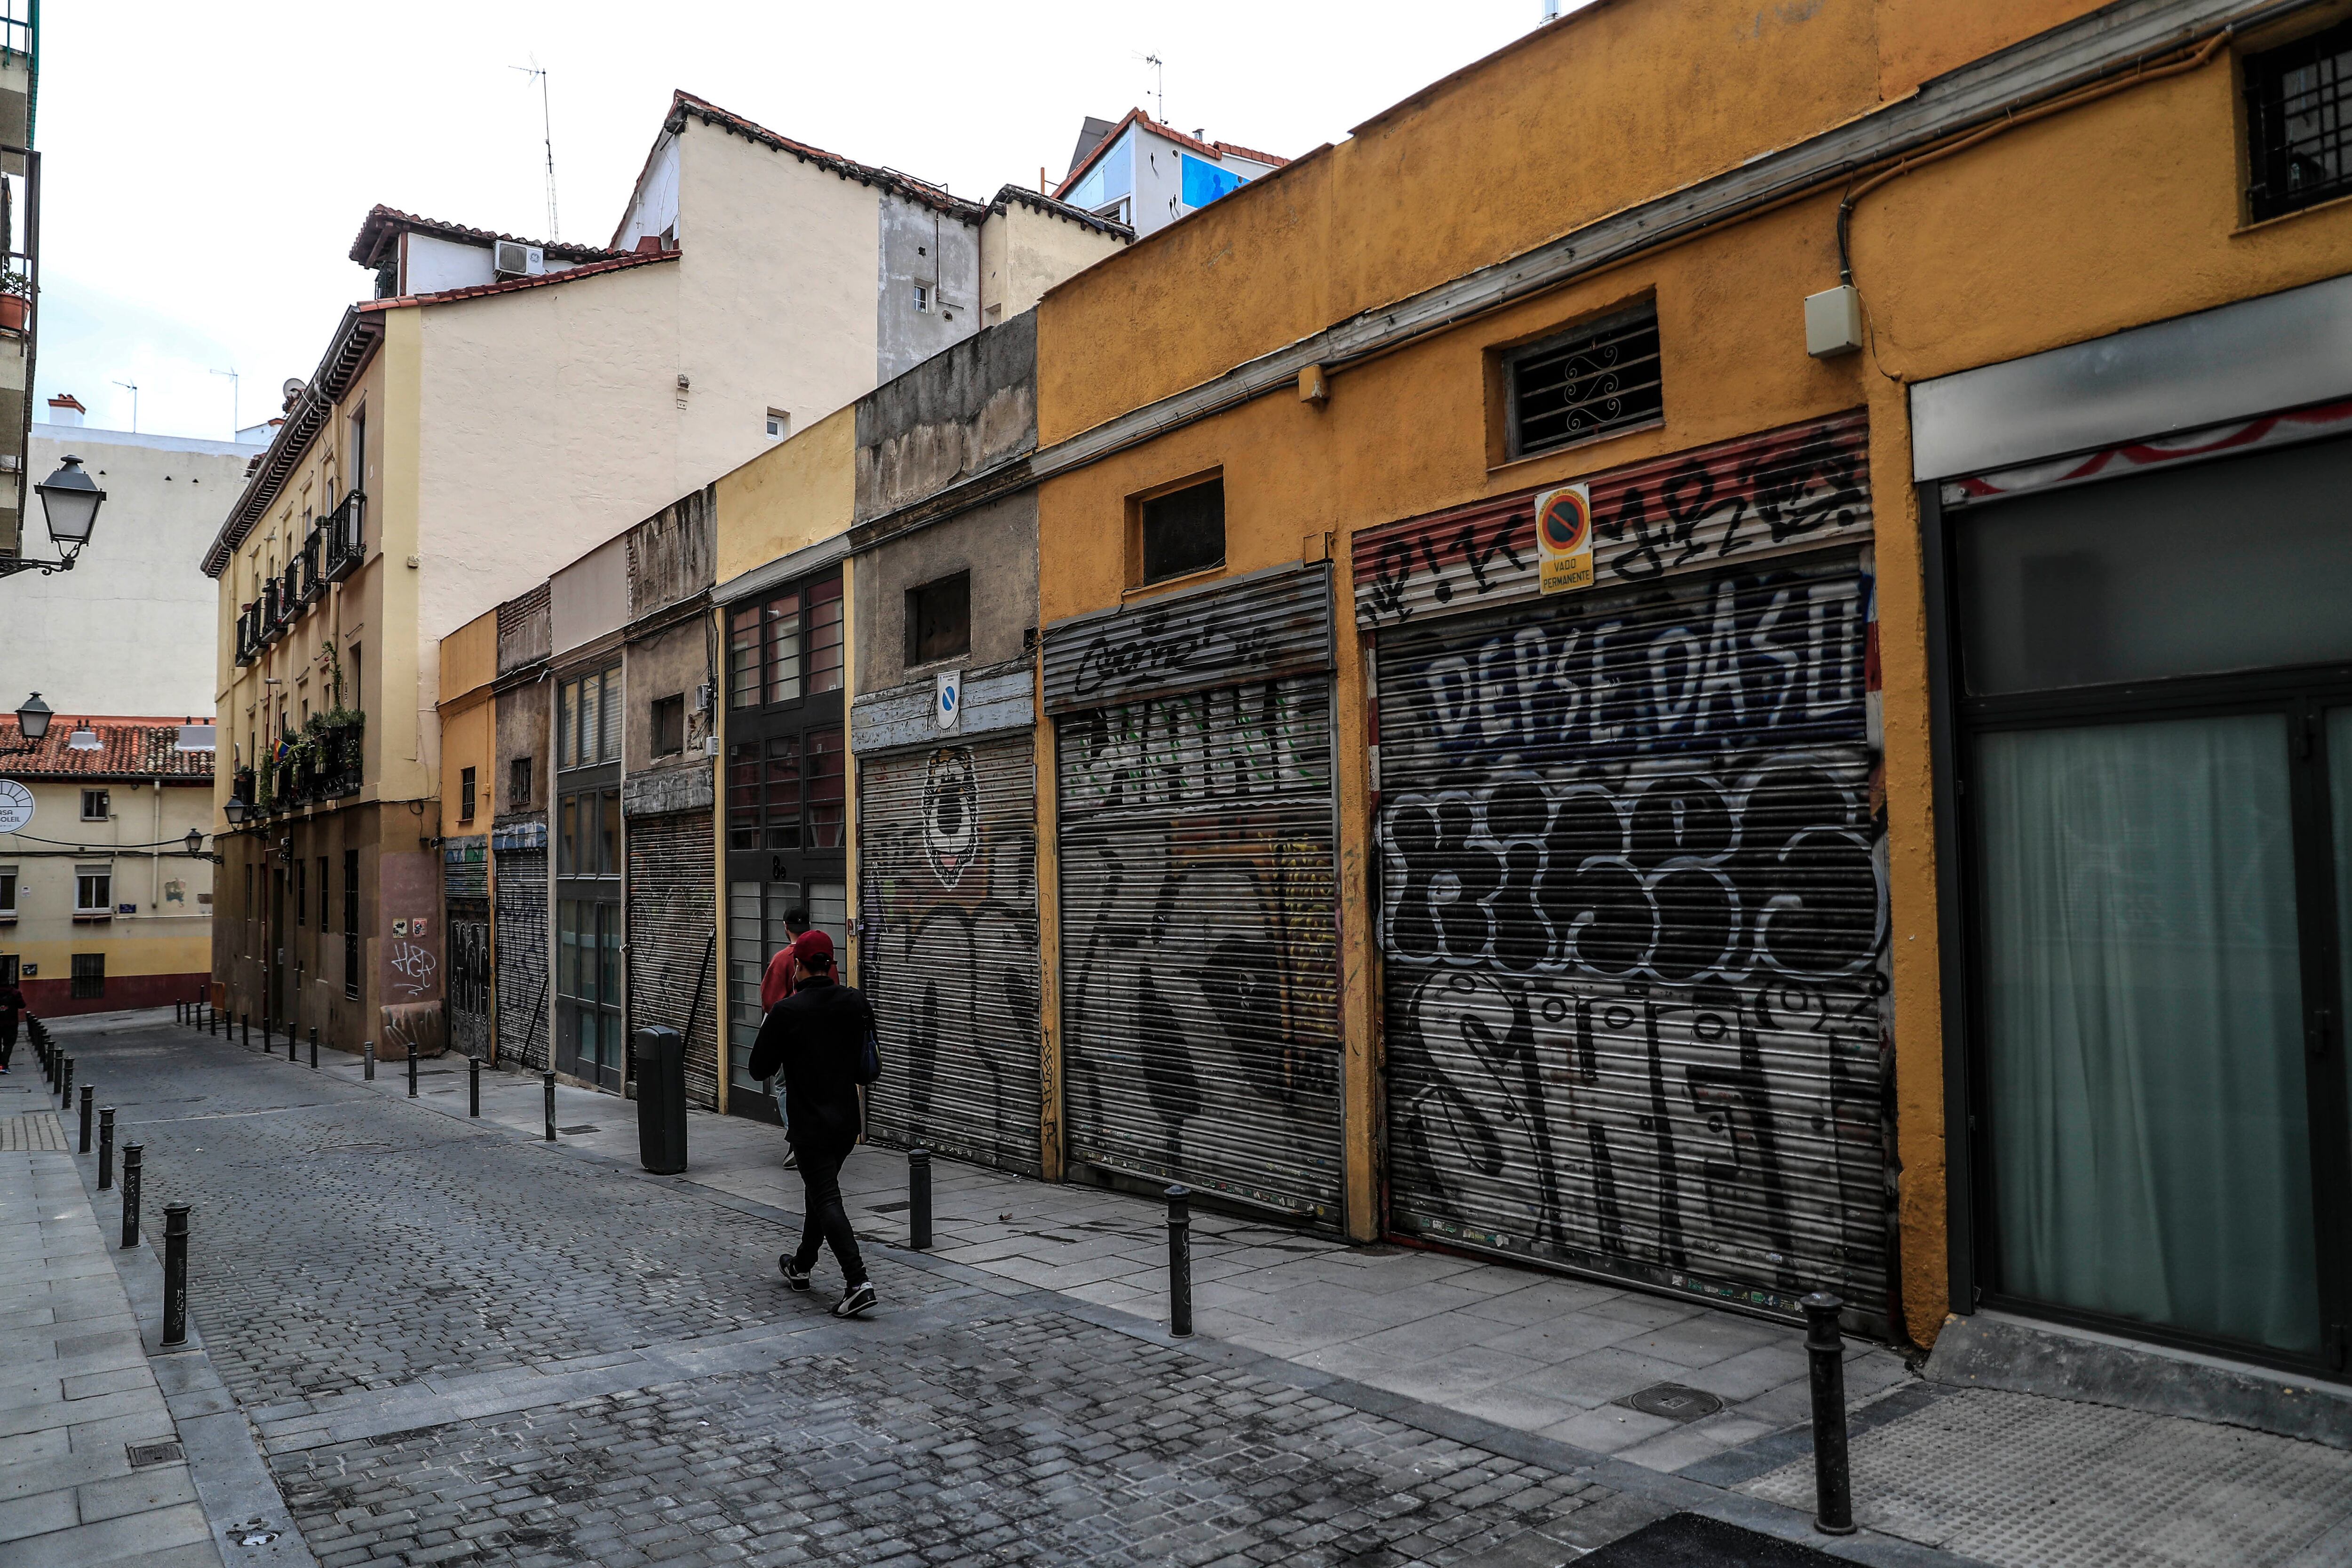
0;1016;16;1069
791;1144;867;1287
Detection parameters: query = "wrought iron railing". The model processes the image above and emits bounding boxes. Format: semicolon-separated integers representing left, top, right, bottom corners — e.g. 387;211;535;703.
323;491;365;581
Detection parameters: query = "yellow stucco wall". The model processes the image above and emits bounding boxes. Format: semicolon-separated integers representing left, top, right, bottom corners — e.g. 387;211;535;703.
1;778;215;995
1032;13;2352;1343
437;607;499;834
712;403;857;584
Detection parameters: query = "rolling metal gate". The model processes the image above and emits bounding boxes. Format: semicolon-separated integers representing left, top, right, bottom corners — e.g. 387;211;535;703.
492;821;550;1070
1356;410;1894;1322
1046;563;1344;1221
858;737;1043;1173
444;835;491;1059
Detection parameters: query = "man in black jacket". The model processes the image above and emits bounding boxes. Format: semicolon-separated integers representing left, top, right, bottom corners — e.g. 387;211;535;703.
0;978;24;1074
747;931;875;1318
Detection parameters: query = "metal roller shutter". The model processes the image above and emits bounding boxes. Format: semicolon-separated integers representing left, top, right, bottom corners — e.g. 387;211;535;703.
1373;545;1890;1320
1055;673;1344;1219
858;736;1044;1174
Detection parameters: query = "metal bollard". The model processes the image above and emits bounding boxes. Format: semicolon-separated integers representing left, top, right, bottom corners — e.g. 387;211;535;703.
78;1084;92;1153
310;1028;318;1070
407;1043;418;1098
1166;1185;1193;1338
120;1144;143;1250
364;1040;375;1081
469;1054;480;1117
60;1055;72;1106
242;1012;250;1048
42;1038;54;1089
290;1025;299;1063
543;1071;556;1141
908;1147;932;1250
208;1005;217;1036
97;1108;115;1189
176;1000;184;1025
161;1204;191;1347
1803;1291;1856;1535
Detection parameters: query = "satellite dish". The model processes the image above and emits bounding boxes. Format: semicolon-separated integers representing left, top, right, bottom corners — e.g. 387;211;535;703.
281;377;306;405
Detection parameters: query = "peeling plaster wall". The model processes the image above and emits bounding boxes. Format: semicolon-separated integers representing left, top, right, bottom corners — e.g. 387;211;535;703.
855;309;1037;525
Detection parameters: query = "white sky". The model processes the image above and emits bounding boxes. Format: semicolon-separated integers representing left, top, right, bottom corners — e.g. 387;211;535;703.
35;0;1557;444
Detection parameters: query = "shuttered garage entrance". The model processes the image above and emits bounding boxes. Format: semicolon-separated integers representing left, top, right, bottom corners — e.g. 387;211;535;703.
858;736;1043;1174
1047;564;1344;1221
1358;411;1893;1322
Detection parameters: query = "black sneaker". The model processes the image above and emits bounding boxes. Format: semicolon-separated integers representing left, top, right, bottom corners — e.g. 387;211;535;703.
832;1281;876;1318
779;1257;812;1291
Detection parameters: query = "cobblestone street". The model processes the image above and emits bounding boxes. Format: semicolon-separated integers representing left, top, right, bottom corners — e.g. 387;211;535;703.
29;1011;1981;1568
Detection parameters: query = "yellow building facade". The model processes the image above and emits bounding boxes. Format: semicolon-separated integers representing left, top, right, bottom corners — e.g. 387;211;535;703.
1028;0;2352;1383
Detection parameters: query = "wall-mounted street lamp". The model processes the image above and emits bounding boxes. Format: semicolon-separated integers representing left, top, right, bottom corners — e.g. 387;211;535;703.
1;456;107;579
222;797;253;828
1;691;50;753
183;826;224;864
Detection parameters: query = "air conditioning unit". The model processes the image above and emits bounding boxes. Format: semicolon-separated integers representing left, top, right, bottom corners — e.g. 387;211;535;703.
493;241;546;279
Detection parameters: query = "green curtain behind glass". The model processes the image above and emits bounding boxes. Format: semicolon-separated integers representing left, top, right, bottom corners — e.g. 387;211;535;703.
1978;715;2319;1353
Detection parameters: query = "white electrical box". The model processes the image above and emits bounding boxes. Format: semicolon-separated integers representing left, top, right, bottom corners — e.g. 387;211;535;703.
1805;285;1864;358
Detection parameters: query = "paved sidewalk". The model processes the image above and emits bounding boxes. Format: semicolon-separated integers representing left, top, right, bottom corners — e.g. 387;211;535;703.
91;1009;2352;1567
0;1071;217;1568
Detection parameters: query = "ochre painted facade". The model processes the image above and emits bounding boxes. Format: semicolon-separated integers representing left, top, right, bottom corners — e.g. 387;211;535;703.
1033;4;2352;1345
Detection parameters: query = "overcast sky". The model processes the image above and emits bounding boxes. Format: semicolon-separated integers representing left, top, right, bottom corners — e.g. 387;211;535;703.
34;1;1556;444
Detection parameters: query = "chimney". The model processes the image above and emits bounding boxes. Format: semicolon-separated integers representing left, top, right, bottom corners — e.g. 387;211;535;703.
46;392;84;426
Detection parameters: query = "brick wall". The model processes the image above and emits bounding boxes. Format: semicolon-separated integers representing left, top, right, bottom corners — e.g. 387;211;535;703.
625;809;719;1110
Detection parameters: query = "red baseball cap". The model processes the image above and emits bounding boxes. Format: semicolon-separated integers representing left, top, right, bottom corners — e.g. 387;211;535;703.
791;930;835;969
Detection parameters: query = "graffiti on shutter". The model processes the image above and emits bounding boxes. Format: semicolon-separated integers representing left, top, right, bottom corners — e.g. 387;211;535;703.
858;736;1043;1174
1353;409;1871;632
1374;545;1890;1322
1055;672;1343;1218
1043;560;1334;714
493;839;550;1071
448;920;492;1058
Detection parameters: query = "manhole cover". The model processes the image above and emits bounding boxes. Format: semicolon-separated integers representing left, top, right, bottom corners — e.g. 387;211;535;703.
1618;1383;1724;1422
127;1441;184;1467
558;1124;598;1134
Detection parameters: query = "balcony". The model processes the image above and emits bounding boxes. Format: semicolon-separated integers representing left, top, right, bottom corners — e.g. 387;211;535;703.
234;603;260;667
322;491;365;581
259;579;282;643
253;717;365;818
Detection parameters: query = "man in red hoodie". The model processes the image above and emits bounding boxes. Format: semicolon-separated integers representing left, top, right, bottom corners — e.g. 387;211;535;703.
757;908;812;1165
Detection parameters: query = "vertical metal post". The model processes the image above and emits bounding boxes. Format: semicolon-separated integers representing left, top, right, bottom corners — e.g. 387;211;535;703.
161;1204;190;1347
207;1005;216;1036
119;1144;143;1249
908;1147;932;1250
59;1055;72;1106
78;1084;92;1153
1803;1291;1856;1536
1166;1185;1193;1338
364;1040;374;1081
407;1042;418;1098
242;1012;250;1048
469;1055;480;1117
176;1000;184;1025
543;1070;556;1140
310;1028;318;1070
97;1108;114;1189
42;1037;53;1089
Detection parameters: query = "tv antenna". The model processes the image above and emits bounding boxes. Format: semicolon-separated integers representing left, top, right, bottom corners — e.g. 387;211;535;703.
1141;53;1164;121
511;60;559;241
210;367;238;436
112;379;138;434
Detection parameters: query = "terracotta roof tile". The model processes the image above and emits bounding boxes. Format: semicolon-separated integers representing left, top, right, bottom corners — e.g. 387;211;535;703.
348;205;633;269
666;90;987;221
0;717;216;781
358;248;679;313
1055;108;1290;204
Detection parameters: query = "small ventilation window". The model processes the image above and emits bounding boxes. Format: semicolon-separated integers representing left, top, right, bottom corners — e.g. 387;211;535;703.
1137;477;1226;587
71;952;104;1000
2246;19;2352;221
913;284;931;312
766;408;791;440
1505;304;1663;459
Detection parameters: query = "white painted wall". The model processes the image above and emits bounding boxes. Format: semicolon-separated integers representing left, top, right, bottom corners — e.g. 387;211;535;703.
403;232;498;295
612;132;681;253
16;424;264;716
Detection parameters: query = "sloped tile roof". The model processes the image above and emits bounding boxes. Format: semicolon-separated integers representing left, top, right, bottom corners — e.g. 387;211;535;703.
1055;108;1289;204
0;717;216;781
349;205;634;269
358;248;678;312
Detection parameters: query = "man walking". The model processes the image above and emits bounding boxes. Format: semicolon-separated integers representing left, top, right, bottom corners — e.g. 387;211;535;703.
748;930;876;1318
0;975;24;1074
757;907;812;1166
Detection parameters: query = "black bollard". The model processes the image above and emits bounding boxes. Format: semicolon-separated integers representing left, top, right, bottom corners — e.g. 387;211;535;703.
1166;1185;1193;1338
1803;1292;1856;1536
208;1004;217;1036
407;1043;418;1098
242;1012;250;1048
290;1025;299;1063
42;1037;54;1089
908;1147;932;1250
176;1000;184;1025
310;1028;318;1070
60;1055;72;1106
543;1070;556;1141
364;1039;375;1081
97;1108;115;1189
120;1144;143;1250
78;1084;92;1153
161;1204;191;1347
469;1054;480;1118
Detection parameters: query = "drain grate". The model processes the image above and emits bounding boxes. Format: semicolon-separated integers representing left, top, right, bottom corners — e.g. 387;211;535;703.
127;1441;184;1468
557;1124;599;1135
1617;1383;1724;1423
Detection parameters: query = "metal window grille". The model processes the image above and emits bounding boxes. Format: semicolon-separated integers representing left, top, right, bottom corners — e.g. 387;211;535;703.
1508;306;1664;457
2248;20;2352;221
70;953;104;1000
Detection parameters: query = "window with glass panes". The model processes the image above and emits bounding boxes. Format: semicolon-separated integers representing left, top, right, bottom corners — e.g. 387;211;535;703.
729;579;844;710
555;661;625;1091
557;667;620;768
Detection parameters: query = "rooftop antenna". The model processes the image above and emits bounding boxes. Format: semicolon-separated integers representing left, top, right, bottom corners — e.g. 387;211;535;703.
112;379;138;434
210;367;238;437
1142;53;1165;121
511;60;559;241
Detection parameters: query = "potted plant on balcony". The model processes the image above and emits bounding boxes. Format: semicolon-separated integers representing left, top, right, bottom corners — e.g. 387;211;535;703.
0;269;31;334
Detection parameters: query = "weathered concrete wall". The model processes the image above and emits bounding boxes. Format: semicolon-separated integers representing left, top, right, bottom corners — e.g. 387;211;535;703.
854;310;1037;525
979;199;1127;325
854;488;1036;697
623;616;713;780
877;189;982;383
